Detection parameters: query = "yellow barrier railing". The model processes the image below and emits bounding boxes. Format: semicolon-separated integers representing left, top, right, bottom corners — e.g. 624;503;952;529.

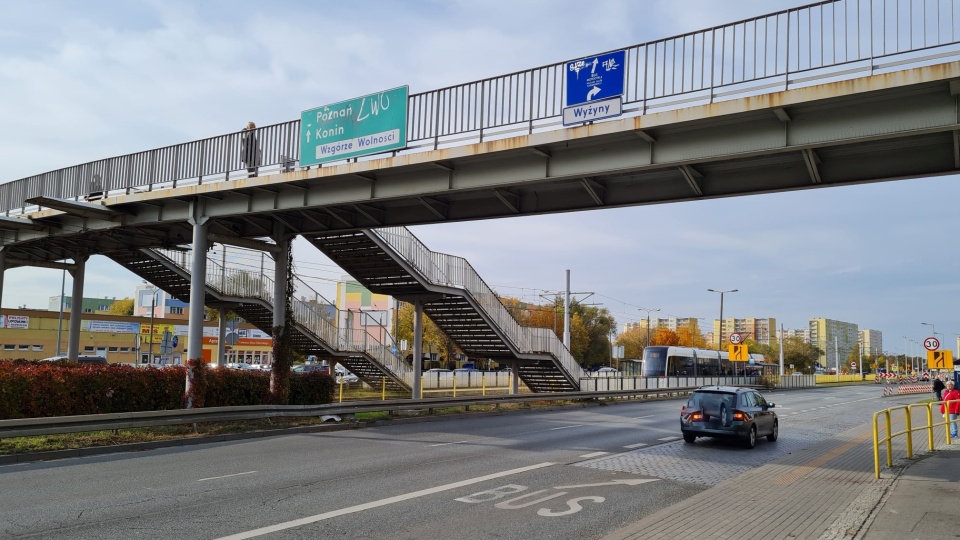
873;399;957;478
815;374;870;384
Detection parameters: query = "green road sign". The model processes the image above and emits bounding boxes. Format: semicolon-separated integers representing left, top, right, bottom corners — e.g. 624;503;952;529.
299;86;408;166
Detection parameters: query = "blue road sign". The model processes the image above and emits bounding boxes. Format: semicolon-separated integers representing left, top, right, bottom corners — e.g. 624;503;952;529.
565;50;626;107
171;335;179;348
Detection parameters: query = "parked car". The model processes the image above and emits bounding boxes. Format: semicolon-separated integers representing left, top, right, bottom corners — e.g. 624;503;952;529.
594;367;619;376
337;373;360;384
425;368;451;373
41;355;108;365
680;386;778;449
291;364;330;374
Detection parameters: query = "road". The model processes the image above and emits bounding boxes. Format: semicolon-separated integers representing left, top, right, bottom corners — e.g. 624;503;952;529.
0;385;904;539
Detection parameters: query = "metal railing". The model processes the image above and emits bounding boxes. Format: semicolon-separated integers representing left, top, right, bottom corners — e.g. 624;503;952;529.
872;399;958;477
4;0;960;215
152;245;412;381
370;227;587;381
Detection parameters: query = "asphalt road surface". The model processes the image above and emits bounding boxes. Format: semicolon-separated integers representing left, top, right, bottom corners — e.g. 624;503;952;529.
0;385;904;539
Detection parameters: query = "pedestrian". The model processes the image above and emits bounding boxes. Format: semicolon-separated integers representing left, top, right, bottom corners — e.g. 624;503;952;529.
942;380;960;438
241;121;260;178
933;375;945;402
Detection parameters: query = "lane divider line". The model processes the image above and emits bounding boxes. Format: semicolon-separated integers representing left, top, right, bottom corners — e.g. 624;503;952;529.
198;471;257;482
578;452;609;458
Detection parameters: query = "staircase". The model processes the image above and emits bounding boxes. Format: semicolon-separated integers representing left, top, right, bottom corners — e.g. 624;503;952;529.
105;246;412;391
302;227;586;391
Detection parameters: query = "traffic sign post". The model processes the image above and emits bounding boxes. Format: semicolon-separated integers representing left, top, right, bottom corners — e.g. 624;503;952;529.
563;50;625;126
299;86;408;166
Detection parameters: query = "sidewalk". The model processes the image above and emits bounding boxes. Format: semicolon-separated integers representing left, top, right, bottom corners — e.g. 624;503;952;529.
600;424;959;540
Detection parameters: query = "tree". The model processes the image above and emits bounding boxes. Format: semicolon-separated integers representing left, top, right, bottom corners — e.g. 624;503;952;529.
651;328;680;347
781;337;822;373
616;327;646;359
108;298;134;316
396;302;462;367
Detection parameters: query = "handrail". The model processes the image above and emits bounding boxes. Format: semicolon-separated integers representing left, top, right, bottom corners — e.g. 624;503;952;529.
4;0;960;215
369;227;586;381
872;398;958;478
151;245;411;381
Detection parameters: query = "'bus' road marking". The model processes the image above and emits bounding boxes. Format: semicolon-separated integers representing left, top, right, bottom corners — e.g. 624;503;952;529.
213;462;557;540
578;452;609;458
549;425;585;431
198;471;257;482
430;440;469;447
623;443;648;449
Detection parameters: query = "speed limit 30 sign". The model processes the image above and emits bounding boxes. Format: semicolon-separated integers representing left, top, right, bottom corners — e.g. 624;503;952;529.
924;337;940;351
729;332;743;345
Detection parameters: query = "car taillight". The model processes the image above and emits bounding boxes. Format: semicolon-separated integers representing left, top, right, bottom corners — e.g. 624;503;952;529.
690;412;703;421
733;410;748;421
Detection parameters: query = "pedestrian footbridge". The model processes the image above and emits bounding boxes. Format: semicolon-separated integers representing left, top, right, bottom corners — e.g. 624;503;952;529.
2;0;960;394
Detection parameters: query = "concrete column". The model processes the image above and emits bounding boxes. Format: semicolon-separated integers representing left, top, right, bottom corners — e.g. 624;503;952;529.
66;255;88;361
412;299;423;399
0;250;6;309
186;203;209;406
511;359;519;394
272;232;290;330
217;307;227;367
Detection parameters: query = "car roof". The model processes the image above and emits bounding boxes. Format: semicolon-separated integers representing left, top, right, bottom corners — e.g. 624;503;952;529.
694;385;754;393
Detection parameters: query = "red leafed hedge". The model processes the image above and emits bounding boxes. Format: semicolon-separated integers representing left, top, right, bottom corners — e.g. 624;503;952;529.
0;361;334;420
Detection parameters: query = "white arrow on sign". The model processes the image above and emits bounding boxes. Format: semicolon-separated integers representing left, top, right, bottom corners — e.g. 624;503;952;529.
586;86;601;100
553;479;659;489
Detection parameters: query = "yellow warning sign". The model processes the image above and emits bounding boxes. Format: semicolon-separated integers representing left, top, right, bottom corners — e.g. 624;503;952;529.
728;344;749;362
927;350;954;370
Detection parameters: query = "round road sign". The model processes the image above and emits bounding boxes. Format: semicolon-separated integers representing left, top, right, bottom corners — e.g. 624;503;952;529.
924;337;940;351
729;332;743;344
850;361;857;369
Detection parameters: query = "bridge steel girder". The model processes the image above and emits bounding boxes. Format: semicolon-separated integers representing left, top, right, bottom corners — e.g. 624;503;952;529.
4;63;960;261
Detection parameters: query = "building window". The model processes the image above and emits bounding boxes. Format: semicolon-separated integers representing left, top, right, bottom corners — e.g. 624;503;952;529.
99;305;109;311
120;347;130;352
83;346;95;353
3;345;14;350
108;347;119;353
32;345;43;351
84;308;92;313
170;307;184;315
18;344;29;351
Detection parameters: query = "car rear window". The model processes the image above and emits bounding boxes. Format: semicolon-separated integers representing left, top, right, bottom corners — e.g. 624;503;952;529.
688;391;737;412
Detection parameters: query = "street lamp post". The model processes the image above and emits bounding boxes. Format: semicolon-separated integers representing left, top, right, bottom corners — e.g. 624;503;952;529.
708;289;738;377
638;307;660;351
144;284;162;364
707;289;738;350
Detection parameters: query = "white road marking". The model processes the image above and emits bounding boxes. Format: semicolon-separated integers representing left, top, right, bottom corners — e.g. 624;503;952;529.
213;462;557;540
429;440;469;447
632;415;655;419
555;478;659;488
198;471;257;482
623;443;648;449
657;436;680;442
578;452;609;458
549;424;585;431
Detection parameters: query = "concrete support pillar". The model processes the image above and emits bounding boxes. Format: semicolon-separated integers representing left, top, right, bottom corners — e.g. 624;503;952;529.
66;255;88;361
412;299;423;399
217;307;227;367
186;203;209;407
272;231;290;330
511;359;519;394
0;250;6;309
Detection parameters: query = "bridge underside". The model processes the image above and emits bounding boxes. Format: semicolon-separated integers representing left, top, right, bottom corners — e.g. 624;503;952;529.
4;65;959;266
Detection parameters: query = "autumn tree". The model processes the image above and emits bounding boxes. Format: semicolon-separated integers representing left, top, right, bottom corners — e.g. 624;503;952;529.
108;298;134;316
396;302;462;367
650;328;680;347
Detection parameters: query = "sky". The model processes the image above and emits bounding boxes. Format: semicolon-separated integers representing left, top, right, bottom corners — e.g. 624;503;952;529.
1;0;958;357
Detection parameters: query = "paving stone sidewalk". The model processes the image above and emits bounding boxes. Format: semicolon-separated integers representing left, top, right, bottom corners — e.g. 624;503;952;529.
598;422;957;540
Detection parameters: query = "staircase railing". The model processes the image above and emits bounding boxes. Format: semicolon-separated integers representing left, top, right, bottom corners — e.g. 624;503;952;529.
370;227;586;380
151;246;411;380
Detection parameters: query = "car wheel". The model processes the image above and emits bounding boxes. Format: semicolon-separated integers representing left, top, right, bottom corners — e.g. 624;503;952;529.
767;420;778;442
683;433;696;443
744;425;757;449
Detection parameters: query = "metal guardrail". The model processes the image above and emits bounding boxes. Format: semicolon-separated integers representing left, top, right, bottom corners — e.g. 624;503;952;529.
4;0;960;215
872;399;958;478
0;387;703;439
